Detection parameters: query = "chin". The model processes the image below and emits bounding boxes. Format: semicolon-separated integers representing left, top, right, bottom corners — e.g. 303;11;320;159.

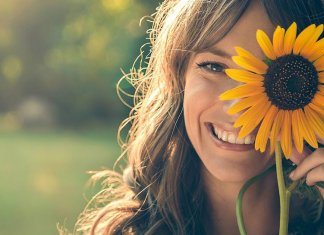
200;150;275;183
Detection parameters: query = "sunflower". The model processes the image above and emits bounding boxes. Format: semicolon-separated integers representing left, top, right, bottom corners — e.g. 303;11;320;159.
219;22;324;158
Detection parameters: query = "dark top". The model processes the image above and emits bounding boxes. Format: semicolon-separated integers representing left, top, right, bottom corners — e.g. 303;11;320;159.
288;192;324;235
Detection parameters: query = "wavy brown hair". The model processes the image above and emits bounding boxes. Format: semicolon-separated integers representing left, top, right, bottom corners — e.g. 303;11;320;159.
69;0;324;234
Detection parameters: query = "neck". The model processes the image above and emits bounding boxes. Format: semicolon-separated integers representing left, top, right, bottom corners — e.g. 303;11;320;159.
202;167;280;235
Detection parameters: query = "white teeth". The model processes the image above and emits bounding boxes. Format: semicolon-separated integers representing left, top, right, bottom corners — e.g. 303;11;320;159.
212;126;255;145
236;137;245;144
221;131;228;142
217;129;222;139
244;136;252;144
227;133;236;144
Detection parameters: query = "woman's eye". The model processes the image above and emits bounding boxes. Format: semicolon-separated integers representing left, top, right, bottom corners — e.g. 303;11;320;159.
196;61;225;73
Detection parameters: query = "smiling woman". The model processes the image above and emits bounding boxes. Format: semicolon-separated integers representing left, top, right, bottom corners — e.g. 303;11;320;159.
183;2;277;185
72;0;324;234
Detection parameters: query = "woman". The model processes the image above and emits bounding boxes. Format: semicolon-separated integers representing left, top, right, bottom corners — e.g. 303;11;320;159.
75;0;324;234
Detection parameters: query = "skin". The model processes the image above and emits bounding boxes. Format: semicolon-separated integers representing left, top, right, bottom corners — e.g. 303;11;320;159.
183;0;324;234
290;136;324;197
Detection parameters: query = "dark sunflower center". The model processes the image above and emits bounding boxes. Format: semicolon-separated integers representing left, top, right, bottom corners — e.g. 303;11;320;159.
264;55;318;110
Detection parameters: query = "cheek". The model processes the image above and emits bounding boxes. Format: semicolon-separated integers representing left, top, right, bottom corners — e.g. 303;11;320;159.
183;78;214;124
184;78;219;115
183;77;218;150
183;73;227;122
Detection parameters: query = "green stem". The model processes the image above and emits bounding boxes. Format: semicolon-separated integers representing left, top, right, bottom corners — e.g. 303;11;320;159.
287;180;298;193
236;164;276;235
316;181;324;189
275;142;289;235
236;142;300;235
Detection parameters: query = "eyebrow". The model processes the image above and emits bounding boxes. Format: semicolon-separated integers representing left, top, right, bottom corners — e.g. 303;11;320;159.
200;47;233;60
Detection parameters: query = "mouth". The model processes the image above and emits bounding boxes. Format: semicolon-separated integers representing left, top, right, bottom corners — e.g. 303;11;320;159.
206;123;256;151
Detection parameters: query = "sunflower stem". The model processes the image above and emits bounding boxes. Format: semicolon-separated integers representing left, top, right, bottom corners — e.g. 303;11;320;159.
275;142;289;235
287;180;298;193
236;165;276;235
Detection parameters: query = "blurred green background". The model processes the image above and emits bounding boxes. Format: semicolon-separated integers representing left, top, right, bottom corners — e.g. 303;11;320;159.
0;0;157;234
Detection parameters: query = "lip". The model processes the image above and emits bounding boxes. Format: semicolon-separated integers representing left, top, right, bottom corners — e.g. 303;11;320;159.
205;123;255;152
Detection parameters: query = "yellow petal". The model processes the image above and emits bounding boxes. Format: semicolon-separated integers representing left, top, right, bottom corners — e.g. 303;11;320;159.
255;105;278;152
234;96;268;127
309;102;324;118
225;69;264;83
299;110;318;149
237;100;271;138
292;109;304;153
293;24;316;54
234;47;269;73
270;110;284;154
304;105;324;137
232;56;267;74
219;84;264;100
227;93;265;115
280;111;292;158
273;26;285;57
314;55;324;71
301;24;324;58
312;93;324;107
319;72;324;83
308;38;324;62
256;30;276;60
318;85;324;94
284;22;297;54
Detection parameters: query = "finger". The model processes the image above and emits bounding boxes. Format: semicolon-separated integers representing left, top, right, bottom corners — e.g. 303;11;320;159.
317;135;324;145
289;144;312;165
305;164;324;186
289;148;324;180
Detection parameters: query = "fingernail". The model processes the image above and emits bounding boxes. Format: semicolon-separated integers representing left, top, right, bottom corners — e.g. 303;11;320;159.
289;171;295;179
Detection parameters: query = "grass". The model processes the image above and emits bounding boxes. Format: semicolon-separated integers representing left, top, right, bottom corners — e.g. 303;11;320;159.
0;127;121;235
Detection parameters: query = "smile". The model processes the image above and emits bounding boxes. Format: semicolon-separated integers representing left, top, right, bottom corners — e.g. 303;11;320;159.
206;123;256;151
212;125;255;144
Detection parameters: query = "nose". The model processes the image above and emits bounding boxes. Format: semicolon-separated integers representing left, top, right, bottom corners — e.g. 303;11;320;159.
222;98;239;111
222;98;243;122
220;76;244;122
221;77;243;107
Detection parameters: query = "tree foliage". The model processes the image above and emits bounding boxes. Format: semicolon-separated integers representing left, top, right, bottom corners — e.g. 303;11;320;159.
0;0;157;127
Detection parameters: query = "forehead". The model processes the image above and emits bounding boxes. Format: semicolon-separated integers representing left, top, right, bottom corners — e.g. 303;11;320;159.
214;0;275;59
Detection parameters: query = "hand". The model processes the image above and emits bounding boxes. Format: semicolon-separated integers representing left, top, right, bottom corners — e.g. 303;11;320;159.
289;136;324;198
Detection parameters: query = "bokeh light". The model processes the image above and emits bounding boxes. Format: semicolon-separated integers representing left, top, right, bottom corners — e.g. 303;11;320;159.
0;0;157;234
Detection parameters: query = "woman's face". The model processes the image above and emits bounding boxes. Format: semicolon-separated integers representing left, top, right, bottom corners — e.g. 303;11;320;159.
184;1;276;182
